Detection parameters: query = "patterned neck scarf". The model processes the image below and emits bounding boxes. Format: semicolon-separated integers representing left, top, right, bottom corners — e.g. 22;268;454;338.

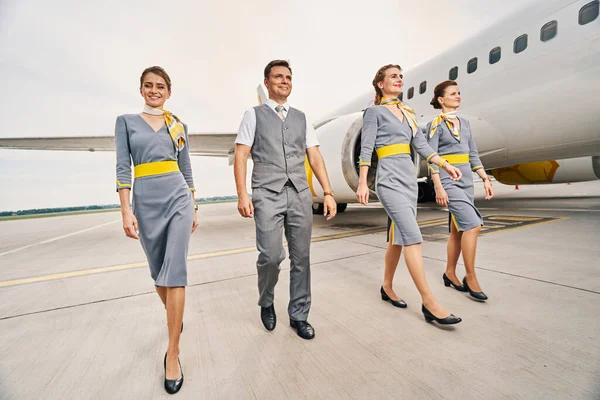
429;111;460;141
143;105;186;151
380;97;419;137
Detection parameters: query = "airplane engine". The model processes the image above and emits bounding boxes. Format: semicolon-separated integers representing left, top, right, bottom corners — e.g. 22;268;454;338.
311;112;421;208
491;156;600;185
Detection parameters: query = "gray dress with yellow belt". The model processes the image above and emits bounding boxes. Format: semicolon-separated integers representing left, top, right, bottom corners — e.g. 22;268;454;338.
426;116;483;232
360;106;437;246
115;114;195;287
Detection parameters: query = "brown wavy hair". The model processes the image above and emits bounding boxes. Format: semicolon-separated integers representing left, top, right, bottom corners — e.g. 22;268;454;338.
430;80;458;109
140;66;172;92
372;64;402;105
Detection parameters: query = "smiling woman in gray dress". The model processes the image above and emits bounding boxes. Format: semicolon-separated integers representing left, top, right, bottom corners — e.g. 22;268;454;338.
115;66;197;394
356;64;462;325
426;80;494;301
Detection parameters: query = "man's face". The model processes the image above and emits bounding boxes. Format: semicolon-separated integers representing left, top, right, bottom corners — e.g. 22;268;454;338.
264;66;292;99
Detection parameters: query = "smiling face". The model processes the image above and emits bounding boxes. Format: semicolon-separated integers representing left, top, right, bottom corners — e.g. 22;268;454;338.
439;85;461;110
378;67;403;98
264;65;292;101
140;72;171;108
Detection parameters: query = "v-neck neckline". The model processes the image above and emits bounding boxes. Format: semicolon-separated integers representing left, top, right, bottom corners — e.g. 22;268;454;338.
381;106;410;126
380;105;406;124
138;114;166;133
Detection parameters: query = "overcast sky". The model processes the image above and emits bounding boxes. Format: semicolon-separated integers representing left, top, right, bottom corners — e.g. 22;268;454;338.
0;0;534;211
0;0;530;136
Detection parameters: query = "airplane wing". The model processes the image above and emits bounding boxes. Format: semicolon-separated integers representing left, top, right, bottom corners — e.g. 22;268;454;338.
0;133;238;158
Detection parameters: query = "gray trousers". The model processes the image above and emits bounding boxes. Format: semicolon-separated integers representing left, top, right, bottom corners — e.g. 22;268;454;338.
252;185;313;321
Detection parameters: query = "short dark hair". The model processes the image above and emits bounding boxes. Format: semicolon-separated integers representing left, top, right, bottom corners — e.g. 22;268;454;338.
140;66;172;91
430;80;458;109
264;60;292;79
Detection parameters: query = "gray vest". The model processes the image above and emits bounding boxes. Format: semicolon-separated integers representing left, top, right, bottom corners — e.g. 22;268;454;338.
251;104;309;193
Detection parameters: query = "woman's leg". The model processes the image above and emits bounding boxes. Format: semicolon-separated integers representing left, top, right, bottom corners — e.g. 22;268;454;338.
445;221;463;286
156;286;167;307
403;244;450;318
165;287;185;379
461;226;483;292
382;238;402;300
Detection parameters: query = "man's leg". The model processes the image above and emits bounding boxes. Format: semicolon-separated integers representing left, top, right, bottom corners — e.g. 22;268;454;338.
285;187;313;321
253;188;286;308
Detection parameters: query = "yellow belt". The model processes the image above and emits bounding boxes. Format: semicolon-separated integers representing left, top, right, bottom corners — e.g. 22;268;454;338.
134;161;180;178
441;154;469;164
376;143;411;159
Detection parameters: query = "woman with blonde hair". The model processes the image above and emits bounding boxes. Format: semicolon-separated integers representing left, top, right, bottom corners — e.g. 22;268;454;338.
356;64;462;325
115;66;197;394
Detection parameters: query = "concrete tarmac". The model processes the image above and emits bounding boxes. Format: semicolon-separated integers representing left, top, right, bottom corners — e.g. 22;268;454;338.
0;182;599;399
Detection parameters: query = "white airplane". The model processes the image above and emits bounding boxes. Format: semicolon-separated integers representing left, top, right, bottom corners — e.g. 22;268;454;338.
1;0;599;214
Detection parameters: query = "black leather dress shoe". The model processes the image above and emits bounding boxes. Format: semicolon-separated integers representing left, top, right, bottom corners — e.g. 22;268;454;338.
463;277;488;301
164;353;184;395
261;305;276;331
422;305;462;325
380;286;407;308
443;273;468;292
290;319;315;340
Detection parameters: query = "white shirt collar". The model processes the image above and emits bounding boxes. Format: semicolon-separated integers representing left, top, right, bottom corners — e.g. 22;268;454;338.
265;98;289;112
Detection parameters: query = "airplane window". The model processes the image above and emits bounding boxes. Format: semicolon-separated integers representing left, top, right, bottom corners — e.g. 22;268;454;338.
419;81;427;94
580;1;599;25
489;47;501;64
541;21;558;41
449;66;458;80
467;57;478;74
408;87;414;99
514;34;528;53
399;92;404;101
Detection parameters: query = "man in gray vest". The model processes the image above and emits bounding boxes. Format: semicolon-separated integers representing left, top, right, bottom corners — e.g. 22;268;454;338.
234;60;336;340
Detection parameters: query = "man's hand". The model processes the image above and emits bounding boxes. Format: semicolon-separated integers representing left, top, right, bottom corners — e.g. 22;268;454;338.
237;193;254;218
323;195;337;221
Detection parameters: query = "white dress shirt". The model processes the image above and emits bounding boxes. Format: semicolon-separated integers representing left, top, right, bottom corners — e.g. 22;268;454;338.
235;99;319;148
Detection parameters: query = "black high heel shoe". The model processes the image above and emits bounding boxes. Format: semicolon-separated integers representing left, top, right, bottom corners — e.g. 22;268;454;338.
380;286;407;308
164;352;184;394
443;273;467;292
422;305;462;325
463;277;488;301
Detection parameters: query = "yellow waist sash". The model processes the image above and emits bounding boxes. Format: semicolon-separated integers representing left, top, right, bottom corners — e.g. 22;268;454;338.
134;161;180;178
376;143;411;159
441;154;469;164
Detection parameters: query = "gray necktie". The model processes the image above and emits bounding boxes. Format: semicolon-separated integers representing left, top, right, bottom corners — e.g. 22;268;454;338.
275;105;286;121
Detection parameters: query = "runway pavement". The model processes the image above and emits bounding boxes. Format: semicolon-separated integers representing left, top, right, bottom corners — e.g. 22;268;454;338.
0;181;599;399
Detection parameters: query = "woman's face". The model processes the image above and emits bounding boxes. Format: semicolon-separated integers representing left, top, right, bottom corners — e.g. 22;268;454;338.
439;85;461;109
379;67;403;98
140;72;170;108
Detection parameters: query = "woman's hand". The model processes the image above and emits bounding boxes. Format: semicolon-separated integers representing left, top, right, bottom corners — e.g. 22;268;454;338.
192;209;199;232
435;186;449;207
484;179;494;200
122;211;139;240
443;162;462;181
356;182;370;205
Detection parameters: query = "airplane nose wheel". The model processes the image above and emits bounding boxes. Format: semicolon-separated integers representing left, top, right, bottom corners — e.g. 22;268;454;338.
418;181;435;203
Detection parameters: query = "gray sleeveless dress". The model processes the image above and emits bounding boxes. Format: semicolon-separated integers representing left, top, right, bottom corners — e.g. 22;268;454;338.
360;106;437;246
115;114;195;287
426;117;484;232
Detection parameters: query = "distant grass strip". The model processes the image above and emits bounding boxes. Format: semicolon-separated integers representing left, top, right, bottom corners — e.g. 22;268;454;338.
0;196;239;221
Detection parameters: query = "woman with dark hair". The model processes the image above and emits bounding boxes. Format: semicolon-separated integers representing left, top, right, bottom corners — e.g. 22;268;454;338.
427;80;494;301
115;66;197;394
356;64;462;325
